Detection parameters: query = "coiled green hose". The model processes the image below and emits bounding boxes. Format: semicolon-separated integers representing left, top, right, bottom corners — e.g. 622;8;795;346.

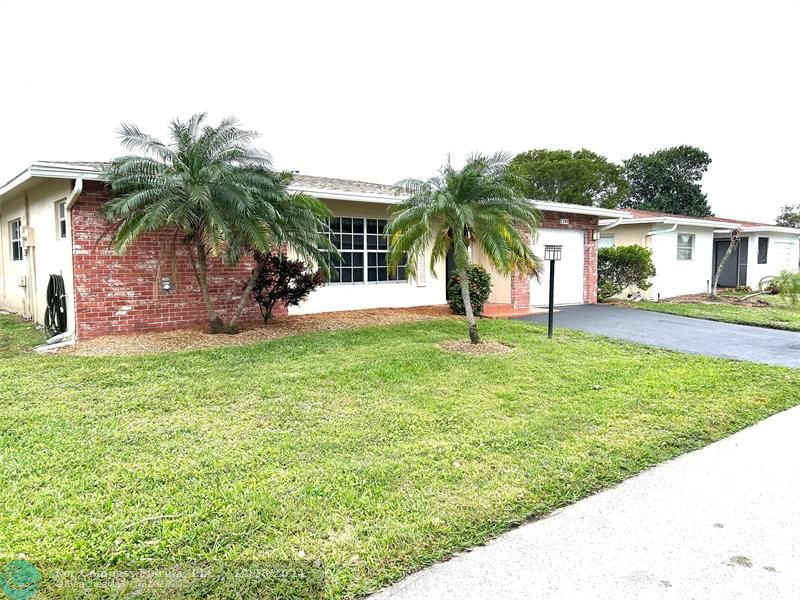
44;274;67;337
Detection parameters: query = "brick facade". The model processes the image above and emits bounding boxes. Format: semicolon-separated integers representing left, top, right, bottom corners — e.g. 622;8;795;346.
71;181;279;339
509;210;599;307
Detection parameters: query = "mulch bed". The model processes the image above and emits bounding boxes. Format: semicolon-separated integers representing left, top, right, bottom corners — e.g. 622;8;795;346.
60;306;455;356
656;293;770;307
438;340;514;355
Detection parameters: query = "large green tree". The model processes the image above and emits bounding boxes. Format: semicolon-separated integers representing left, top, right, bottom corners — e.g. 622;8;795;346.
622;145;713;217
776;204;800;228
509;148;628;208
103;113;334;333
387;153;542;344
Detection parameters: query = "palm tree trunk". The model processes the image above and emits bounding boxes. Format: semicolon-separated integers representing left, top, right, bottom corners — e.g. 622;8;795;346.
193;237;224;333
710;236;740;299
458;269;481;344
229;258;264;329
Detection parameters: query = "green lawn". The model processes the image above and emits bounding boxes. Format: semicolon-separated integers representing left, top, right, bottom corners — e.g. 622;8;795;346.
634;294;800;331
1;315;798;598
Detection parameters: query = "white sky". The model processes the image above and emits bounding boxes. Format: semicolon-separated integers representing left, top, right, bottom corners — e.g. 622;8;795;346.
1;0;798;223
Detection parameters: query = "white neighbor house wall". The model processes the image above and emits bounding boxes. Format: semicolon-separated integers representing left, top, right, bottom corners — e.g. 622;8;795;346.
289;199;446;315
647;227;715;299
0;179;75;326
744;233;800;289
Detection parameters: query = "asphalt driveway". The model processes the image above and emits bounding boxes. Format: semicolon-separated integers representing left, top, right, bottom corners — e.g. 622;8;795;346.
517;304;800;368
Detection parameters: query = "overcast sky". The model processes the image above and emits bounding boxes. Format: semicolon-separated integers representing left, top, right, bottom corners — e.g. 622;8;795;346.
1;0;798;222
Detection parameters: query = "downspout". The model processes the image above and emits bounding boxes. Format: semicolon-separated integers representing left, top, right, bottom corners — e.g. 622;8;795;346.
45;178;83;344
65;177;83;209
642;223;678;246
600;218;623;232
24;193;35;320
640;223;678;301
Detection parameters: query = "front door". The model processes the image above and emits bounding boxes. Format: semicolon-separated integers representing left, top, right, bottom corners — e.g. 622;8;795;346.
713;238;748;288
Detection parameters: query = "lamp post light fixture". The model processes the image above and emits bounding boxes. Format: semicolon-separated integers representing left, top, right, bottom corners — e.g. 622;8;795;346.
543;245;563;339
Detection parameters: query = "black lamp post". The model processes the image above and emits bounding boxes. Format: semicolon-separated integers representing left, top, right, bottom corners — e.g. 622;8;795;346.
543;244;563;339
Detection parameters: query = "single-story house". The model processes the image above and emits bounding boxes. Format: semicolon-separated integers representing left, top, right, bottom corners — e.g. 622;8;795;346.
0;161;624;340
599;209;800;299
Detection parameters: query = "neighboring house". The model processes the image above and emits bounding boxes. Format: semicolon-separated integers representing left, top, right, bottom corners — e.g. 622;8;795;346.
0;162;623;340
599;209;800;299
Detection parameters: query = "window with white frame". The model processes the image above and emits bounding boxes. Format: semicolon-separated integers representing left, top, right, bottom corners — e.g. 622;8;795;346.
677;233;695;260
323;217;407;284
9;219;23;261
56;200;67;239
757;237;769;264
598;234;615;249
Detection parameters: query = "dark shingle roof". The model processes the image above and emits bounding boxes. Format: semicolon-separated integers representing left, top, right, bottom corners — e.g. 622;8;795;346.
290;174;400;196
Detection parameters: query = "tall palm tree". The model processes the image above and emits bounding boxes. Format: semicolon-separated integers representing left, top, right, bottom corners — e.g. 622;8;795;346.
103;113;335;333
227;181;336;329
387;153;542;344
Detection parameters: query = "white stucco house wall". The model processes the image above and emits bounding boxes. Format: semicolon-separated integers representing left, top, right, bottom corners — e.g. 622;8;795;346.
599;209;800;299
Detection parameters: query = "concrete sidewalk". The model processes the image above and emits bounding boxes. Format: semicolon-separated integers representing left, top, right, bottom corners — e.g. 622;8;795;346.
371;406;800;600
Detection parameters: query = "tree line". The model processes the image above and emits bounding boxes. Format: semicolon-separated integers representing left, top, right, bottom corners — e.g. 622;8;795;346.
509;146;714;217
509;147;797;226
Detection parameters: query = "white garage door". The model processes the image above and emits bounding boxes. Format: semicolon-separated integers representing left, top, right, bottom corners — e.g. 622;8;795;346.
530;229;586;306
773;241;795;271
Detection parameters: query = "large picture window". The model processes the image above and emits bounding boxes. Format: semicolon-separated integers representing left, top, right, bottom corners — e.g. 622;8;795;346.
9;219;22;261
324;217;407;284
677;233;694;261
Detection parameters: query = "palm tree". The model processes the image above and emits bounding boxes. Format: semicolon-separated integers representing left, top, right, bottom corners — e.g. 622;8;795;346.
227;181;336;329
387;153;542;344
103;113;335;333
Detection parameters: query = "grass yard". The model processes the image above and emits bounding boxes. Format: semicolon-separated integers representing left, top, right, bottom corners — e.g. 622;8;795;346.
635;294;800;331
1;314;798;598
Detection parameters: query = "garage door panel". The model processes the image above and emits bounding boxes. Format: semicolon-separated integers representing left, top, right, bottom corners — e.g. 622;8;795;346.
530;229;585;306
773;241;794;271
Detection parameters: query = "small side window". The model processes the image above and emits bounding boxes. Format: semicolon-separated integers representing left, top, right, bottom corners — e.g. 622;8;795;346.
677;233;695;261
56;200;67;239
757;237;769;264
9;219;23;261
598;235;615;249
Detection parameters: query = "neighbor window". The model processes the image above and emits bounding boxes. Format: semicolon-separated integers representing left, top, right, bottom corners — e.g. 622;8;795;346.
677;233;694;260
323;217;407;284
9;219;22;261
598;235;615;249
757;237;769;264
56;200;67;239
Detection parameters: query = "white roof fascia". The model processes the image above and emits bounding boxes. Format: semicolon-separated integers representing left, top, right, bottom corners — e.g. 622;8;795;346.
530;200;629;219
0;166;34;199
0;162;105;202
740;225;800;235
28;162;104;180
602;216;740;230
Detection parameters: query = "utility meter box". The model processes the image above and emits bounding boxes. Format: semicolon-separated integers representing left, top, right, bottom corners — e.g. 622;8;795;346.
22;225;36;246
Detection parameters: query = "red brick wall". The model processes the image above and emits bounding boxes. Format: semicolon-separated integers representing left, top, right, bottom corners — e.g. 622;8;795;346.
511;228;531;308
71;181;280;339
509;211;599;307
